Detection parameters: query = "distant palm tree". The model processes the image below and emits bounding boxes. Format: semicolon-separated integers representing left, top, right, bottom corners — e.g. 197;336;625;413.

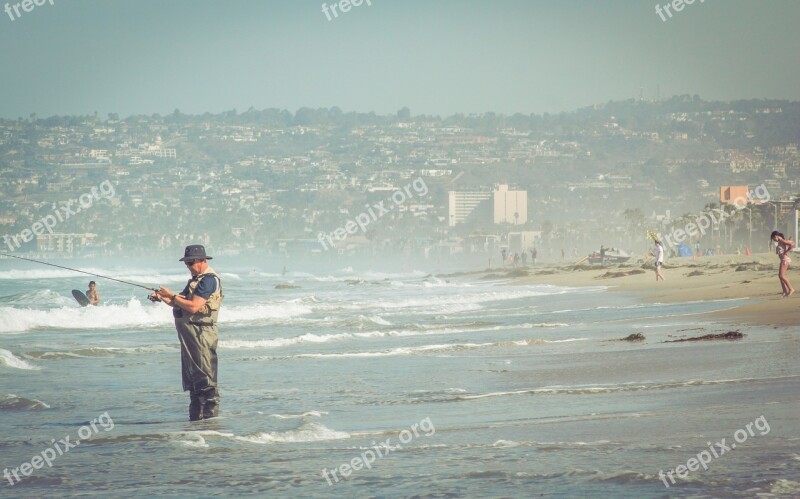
622;208;645;245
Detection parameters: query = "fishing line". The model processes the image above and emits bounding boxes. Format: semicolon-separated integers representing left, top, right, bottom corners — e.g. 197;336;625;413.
0;253;157;291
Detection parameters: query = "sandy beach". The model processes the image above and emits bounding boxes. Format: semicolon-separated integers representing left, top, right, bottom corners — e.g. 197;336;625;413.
490;252;797;327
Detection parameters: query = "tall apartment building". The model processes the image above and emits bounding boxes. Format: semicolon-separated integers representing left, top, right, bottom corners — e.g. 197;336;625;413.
448;185;528;227
493;184;527;225
448;191;492;226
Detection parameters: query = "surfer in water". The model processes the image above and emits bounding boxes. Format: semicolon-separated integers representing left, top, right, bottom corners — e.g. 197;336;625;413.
150;245;224;421
86;281;99;306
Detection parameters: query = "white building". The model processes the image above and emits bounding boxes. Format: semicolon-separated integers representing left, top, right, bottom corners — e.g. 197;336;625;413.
448;190;492;226
448;184;528;227
493;184;527;225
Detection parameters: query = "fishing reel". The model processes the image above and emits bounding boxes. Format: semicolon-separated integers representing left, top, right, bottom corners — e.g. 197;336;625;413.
147;293;162;303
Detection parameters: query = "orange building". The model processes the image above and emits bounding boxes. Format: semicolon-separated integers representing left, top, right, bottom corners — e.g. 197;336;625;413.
719;186;750;206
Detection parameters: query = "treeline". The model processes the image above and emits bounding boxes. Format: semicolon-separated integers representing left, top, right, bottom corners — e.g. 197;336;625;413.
4;97;799;144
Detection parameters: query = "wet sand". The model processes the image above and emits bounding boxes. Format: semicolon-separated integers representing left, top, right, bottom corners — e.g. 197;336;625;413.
491;253;796;327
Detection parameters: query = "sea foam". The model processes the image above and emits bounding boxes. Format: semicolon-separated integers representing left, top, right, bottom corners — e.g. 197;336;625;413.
0;348;40;370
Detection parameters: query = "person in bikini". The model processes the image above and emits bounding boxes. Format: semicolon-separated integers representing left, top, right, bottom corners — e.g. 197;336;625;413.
771;231;795;297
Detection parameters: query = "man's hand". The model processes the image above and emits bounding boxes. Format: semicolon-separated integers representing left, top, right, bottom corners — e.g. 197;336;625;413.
149;287;176;305
156;286;174;300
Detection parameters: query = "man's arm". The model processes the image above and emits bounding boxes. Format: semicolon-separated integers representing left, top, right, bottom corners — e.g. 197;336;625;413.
154;283;211;314
173;294;208;314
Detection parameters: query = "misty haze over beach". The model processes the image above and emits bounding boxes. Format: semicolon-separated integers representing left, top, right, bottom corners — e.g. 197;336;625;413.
1;1;799;497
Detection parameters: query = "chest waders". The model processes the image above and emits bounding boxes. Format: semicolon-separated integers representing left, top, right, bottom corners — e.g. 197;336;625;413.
174;267;223;421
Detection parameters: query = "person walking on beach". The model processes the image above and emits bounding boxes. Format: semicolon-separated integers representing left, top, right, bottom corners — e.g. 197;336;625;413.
151;245;224;421
652;240;665;282
771;231;795;297
86;281;99;306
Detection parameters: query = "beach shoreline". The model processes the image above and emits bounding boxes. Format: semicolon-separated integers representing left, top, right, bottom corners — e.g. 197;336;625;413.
461;252;795;327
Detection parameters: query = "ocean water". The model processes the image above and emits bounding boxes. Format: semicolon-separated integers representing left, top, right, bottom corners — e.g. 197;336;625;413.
1;261;799;497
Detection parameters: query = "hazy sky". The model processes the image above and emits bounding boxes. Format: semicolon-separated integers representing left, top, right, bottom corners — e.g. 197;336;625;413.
1;0;798;119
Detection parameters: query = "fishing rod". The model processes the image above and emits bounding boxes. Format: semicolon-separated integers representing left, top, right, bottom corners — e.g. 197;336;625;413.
0;253;158;291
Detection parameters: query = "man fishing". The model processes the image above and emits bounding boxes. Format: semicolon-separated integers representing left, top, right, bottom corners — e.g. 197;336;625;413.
151;245;224;421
